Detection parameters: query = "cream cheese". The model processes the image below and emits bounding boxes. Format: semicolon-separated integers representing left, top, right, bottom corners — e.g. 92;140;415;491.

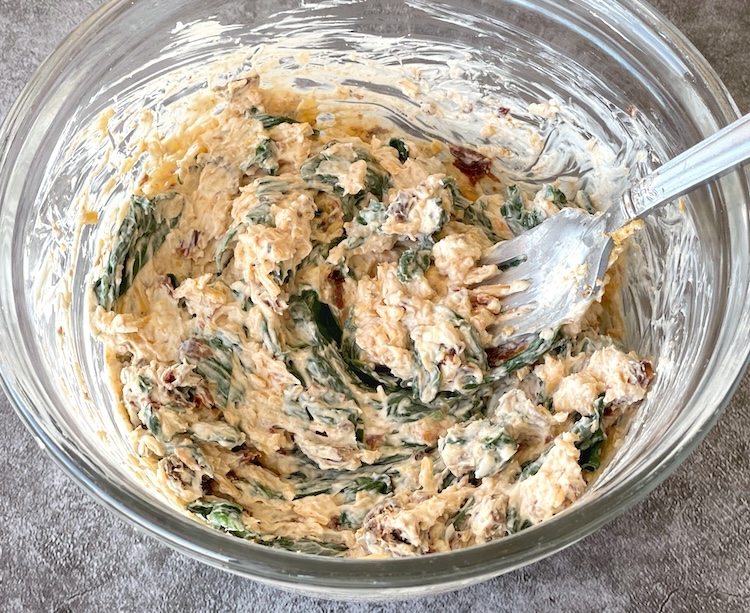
85;63;653;558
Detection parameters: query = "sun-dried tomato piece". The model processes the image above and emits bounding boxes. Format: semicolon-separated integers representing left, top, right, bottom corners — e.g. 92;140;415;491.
177;230;201;257
328;268;346;310
449;144;493;184
485;339;528;367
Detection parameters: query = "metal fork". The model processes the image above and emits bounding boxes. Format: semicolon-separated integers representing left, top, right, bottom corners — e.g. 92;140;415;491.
480;112;750;346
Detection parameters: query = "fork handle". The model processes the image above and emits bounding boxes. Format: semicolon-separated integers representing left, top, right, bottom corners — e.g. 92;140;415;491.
604;112;750;232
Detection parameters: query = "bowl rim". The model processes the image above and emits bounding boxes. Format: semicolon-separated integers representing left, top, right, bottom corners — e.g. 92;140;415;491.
1;0;749;594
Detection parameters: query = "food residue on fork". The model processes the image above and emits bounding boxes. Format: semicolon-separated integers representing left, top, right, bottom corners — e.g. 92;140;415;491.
89;73;652;557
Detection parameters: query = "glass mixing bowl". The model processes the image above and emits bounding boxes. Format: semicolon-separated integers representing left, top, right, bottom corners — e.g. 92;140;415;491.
1;0;749;599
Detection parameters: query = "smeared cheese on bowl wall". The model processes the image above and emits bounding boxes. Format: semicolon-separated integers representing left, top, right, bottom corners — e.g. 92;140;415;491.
88;69;653;557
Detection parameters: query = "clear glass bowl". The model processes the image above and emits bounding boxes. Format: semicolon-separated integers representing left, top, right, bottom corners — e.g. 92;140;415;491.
1;0;749;599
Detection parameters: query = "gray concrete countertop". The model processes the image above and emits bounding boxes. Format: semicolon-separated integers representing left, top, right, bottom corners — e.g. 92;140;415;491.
1;1;749;611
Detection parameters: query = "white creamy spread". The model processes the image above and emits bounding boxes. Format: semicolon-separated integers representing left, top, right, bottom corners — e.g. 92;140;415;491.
87;70;653;558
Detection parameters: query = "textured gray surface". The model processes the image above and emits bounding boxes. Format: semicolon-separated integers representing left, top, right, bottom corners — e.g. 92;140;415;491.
1;0;749;611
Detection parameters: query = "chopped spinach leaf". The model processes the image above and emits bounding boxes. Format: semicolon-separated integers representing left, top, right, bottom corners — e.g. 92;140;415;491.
260;316;283;357
383;389;437;422
248;109;299;129
214;226;240;273
505;505;532;535
579;441;604;472
338;510;360;529
412;350;442;404
94;193;183;310
341;474;393;501
486;331;559;378
452;314;489;372
542;184;567;206
439;471;458;492
247;202;274;226
572;396;607;471
463;197;502;242
501;185;541;236
340;314;401;392
180;336;235;409
483;431;516;450
388;137;409;163
448;496;474;529
189;498;348;556
575;189;597;214
257;537;349;557
396;249;431;282
288;290;343;347
188;499;249;535
299;144;391;221
241;137;279;176
306;351;355;401
249;481;285;500
140;404;163;441
440;177;472;209
519;449;549;480
190;421;244;448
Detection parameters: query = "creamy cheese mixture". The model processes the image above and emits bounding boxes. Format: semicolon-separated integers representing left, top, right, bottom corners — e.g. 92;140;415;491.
89;75;652;557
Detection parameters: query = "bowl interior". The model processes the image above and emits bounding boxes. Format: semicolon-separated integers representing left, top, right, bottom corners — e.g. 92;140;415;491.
1;0;748;597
